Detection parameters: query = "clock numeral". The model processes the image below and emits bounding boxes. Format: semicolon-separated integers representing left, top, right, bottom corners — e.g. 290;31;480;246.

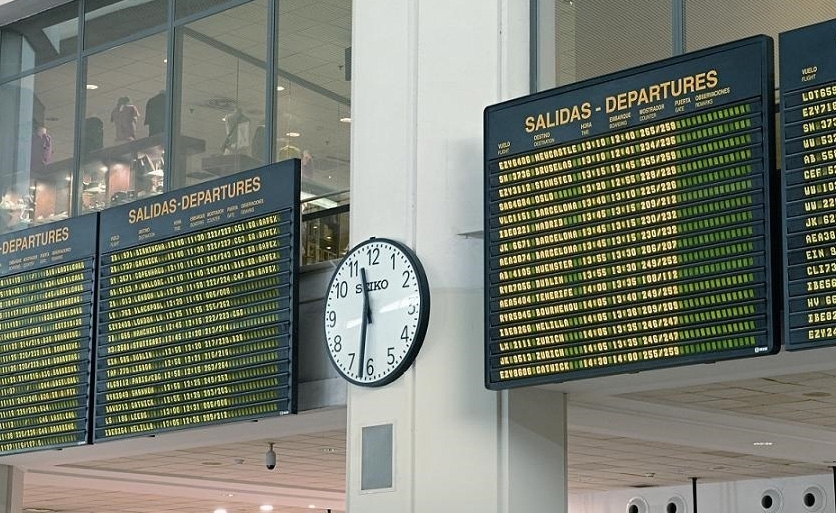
336;280;349;298
333;335;343;352
390;252;396;269
400;325;409;342
367;247;380;266
348;352;356;368
402;270;411;288
387;347;396;365
326;310;336;328
348;260;359;277
408;303;417;315
366;358;375;376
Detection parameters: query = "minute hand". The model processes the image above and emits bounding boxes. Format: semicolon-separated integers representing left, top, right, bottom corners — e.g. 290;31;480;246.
357;268;372;377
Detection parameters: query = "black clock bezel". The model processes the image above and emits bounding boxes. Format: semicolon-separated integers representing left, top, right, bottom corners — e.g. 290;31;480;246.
323;237;431;387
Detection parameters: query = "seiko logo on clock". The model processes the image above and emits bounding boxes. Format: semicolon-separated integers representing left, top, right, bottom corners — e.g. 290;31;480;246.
355;279;388;293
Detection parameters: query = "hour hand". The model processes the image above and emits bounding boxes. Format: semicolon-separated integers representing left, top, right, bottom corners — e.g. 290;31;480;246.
363;285;373;325
358;268;370;377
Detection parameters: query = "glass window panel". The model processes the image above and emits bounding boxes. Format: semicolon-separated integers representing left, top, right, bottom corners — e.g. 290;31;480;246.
687;1;836;47
686;0;836;79
0;62;76;233
277;0;351;252
175;0;237;20
80;33;167;214
541;0;671;88
83;0;167;49
172;0;267;187
0;1;78;79
301;197;349;265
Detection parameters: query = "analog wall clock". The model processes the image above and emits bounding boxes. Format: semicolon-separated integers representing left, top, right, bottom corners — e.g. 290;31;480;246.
323;237;430;387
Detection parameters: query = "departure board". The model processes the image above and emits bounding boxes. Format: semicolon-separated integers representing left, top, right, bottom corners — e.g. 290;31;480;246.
780;20;836;351
95;162;299;440
484;37;778;389
0;216;96;453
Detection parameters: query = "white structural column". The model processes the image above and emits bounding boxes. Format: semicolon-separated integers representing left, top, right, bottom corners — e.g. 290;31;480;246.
0;466;23;513
347;1;568;512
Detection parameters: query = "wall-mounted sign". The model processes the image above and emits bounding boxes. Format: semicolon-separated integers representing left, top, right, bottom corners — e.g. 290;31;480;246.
94;162;300;440
0;215;97;454
780;19;836;351
484;36;779;388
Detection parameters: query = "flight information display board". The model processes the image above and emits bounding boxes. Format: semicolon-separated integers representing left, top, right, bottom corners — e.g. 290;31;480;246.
780;19;836;351
0;216;96;453
484;37;778;389
94;162;299;440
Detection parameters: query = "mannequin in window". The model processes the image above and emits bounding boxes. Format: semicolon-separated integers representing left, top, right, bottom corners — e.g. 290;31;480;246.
0;187;24;233
145;90;166;136
251;123;265;162
30;125;53;173
84;117;104;152
301;149;314;180
111;96;140;142
220;108;250;155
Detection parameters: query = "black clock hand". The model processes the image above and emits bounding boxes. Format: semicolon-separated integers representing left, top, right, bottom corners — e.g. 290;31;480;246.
358;267;371;377
364;277;373;324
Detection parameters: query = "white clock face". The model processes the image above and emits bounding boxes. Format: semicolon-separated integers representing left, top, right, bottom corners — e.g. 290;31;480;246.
324;239;429;386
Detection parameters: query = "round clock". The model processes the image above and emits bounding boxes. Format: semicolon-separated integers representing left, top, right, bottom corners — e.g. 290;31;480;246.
323;237;430;387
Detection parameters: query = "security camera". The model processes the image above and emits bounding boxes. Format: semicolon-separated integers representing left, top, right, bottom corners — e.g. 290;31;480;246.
265;442;276;470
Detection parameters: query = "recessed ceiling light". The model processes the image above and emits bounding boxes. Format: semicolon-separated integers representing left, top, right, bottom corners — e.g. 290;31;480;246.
276;86;285;91
339;117;351;123
260;506;273;512
285;131;300;137
163;58;168;63
99;166;108;172
307;506;316;510
226;494;234;498
753;441;774;446
86;84;98;90
214;509;227;513
65;176;72;181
